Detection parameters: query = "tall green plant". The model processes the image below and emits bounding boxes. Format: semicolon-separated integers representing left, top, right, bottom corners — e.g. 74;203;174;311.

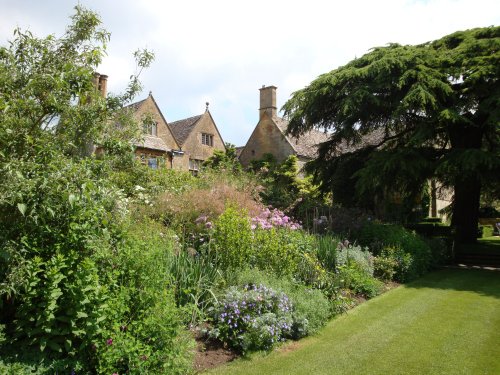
315;235;341;272
168;247;222;324
212;206;253;271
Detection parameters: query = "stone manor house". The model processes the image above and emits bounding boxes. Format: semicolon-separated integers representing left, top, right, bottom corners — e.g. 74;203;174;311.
94;73;226;175
95;73;328;175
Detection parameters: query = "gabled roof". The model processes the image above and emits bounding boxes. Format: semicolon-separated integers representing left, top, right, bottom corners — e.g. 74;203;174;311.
273;116;330;159
168;115;203;146
125;93;181;152
124;97;148;112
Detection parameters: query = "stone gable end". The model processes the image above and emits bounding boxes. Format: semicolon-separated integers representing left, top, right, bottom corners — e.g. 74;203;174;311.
133;96;179;151
239;114;295;167
182;111;226;162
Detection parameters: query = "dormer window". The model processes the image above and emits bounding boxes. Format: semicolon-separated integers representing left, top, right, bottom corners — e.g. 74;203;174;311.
143;119;158;136
201;133;214;147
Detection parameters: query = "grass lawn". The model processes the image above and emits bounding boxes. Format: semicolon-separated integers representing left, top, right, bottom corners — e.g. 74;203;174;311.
207;268;500;375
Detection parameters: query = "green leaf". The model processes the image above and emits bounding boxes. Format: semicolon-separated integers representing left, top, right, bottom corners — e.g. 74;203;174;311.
40;338;47;352
64;339;72;352
76;311;88;319
17;203;27;216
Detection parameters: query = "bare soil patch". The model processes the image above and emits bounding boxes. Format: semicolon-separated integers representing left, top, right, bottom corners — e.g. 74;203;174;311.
193;336;238;373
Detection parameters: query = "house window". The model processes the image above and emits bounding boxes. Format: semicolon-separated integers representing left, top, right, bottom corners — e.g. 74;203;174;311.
143;121;158;136
189;158;203;176
148;157;158;169
201;133;214;146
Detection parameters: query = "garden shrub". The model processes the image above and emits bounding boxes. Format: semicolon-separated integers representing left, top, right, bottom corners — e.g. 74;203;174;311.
212;206;253;271
252;229;299;276
96;289;192;375
209;284;294;352
379;246;414;282
295;250;333;289
425;236;452;265
93;220;194;374
355;222;433;281
252;228;315;278
336;241;374;276
337;265;383;298
479;225;494;238
373;256;398;281
232;269;332;338
0;159;126;369
212;207;319;280
333;241;382;298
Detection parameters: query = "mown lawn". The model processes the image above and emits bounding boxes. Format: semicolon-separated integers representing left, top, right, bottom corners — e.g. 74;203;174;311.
207;268;500;375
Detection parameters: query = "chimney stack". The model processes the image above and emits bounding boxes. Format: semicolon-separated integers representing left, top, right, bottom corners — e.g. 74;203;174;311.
93;73;108;98
98;74;108;98
259;85;277;119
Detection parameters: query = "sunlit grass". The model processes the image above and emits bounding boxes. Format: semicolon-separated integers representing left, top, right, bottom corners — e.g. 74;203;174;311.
207;269;500;375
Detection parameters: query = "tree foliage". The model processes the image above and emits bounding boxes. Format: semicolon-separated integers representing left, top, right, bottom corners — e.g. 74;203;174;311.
283;27;500;242
203;142;242;172
0;6;193;373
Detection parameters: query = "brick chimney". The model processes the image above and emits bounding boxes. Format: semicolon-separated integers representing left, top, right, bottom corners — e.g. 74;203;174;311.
259;85;277;119
98;74;108;98
93;72;108;97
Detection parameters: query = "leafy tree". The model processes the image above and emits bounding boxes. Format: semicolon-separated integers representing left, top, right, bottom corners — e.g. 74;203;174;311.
0;6;194;373
203;142;242;172
283;27;499;243
248;154;325;220
249;153;301;208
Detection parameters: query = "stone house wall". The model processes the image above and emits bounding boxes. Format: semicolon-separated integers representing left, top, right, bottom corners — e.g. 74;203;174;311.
180;112;226;171
239;113;295;167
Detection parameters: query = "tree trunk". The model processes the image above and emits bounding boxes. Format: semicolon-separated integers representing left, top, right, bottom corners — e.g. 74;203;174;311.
451;176;481;243
448;121;484;244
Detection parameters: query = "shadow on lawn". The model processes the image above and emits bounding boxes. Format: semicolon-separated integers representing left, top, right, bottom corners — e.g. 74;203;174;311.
405;268;500;300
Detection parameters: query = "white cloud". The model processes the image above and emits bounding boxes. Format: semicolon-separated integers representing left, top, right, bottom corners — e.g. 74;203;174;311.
1;0;498;145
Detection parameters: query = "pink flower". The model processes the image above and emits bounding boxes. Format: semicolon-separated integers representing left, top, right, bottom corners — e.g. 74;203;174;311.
106;338;113;346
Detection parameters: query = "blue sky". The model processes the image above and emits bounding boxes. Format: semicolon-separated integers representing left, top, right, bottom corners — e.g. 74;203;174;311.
1;0;498;146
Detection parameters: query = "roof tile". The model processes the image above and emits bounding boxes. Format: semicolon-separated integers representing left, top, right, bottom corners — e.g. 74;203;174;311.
133;135;169;152
274;117;330;159
168;115;202;146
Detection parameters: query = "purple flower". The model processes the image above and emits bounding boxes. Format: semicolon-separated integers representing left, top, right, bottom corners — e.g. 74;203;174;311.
106;338;113;346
